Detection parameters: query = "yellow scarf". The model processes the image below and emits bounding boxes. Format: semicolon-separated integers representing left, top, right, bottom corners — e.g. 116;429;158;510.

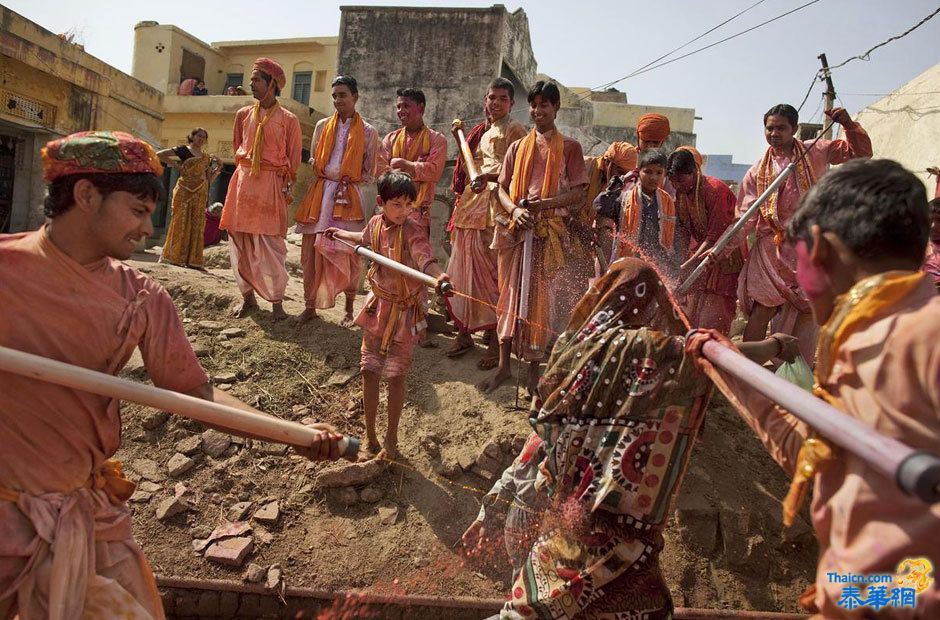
756;140;816;246
249;101;280;177
509;128;566;271
295;112;367;224
781;270;927;526
582;157;604;226
391;126;432;209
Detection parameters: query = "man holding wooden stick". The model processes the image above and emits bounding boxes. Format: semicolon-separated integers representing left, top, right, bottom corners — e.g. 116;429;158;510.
445;78;527;368
0;132;343;620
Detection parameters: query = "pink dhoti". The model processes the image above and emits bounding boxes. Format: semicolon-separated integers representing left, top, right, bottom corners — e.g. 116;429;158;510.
738;234;818;362
228;231;289;303
686;292;737;333
445;227;498;332
495;237;555;362
301;232;361;310
0;485;163;620
360;331;415;380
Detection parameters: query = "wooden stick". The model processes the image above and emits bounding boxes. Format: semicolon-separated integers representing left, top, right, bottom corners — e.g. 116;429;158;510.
0;345;359;459
453;119;482;180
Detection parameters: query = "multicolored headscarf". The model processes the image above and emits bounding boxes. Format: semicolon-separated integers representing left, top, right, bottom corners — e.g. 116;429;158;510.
41;131;163;182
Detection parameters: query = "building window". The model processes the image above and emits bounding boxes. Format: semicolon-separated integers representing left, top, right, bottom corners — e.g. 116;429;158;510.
314;70;328;93
224;73;244;92
292;72;312;106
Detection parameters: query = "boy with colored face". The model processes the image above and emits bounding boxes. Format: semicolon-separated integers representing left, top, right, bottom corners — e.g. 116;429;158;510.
326;172;450;460
922;198;940;289
690;159;940;618
445;78;527;367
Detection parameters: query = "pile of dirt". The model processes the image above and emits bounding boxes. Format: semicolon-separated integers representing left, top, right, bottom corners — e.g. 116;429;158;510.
117;243;816;613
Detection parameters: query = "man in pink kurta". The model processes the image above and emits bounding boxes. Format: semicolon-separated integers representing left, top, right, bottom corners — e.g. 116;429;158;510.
691;160;939;619
480;81;588;396
730;105;871;363
293;76;380;325
220;58;302;321
1;132;343;620
378;88;447;233
444;78;527;366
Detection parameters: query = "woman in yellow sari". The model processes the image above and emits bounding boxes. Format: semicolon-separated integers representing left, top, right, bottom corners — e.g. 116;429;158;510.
158;127;221;268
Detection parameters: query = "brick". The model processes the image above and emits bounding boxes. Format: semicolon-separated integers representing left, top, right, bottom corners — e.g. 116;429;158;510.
196;590;220;617
205;536;254;567
219;591;240;617
253;501;280;524
237;593;261;617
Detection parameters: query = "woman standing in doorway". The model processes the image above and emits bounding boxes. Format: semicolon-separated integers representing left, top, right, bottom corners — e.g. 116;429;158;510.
158;127;221;268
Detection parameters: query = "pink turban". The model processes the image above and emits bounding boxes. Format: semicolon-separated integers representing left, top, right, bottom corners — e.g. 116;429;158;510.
252;58;286;89
636;113;671;142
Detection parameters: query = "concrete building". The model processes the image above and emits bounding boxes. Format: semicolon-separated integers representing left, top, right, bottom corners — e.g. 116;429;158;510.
852;61;940;195
130;22;333;230
703;154;750;188
0;5;164;233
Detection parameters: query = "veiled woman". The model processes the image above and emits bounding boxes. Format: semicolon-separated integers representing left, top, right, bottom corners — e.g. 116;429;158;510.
496;257;795;619
157;127;221;268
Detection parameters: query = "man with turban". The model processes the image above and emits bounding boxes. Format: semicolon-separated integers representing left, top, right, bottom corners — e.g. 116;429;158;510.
0;131;343;619
594;113;674;261
221;57;303;321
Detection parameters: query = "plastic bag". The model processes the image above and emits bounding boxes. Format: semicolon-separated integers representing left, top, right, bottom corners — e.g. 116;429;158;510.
775;357;815;392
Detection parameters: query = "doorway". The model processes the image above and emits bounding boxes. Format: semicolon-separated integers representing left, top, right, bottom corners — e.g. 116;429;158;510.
0;135;15;233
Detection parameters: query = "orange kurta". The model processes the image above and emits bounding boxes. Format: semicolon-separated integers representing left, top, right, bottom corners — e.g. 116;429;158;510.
0;228;209;619
707;276;940;618
378;126;447;229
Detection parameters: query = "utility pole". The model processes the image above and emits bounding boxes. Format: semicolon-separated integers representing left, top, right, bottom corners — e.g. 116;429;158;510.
818;53;836;139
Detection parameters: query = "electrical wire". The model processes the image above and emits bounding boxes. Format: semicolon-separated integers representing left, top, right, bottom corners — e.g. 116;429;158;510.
827;6;940;71
796;72;821;113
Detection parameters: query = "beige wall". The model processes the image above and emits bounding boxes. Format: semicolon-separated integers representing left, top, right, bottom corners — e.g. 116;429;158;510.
133;23;228;95
213;38;338;113
853;61;940;195
591;101;696;134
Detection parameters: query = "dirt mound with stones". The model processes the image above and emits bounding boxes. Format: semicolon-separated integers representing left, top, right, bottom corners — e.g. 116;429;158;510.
117;242;817;614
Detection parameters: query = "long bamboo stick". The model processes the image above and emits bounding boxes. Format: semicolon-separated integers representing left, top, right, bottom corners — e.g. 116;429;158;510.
699;339;940;503
333;236;453;295
0;346;359;460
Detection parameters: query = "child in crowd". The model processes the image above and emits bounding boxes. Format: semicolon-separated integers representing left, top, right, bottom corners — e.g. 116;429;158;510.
612;148;683;278
690;159;940;618
326;171;450;460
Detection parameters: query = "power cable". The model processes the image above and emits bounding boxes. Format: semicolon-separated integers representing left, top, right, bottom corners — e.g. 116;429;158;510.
796;72;821;113
827;6;940;72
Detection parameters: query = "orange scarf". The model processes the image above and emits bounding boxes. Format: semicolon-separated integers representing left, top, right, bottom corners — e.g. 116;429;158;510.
249;101;280;177
620;185;677;255
295;113;367;224
756;141;816;245
509;129;566;271
582;157;604;226
391;126;432;209
781;270;927;526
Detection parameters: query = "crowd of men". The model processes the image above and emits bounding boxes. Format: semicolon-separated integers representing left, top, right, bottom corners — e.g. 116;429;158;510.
1;54;938;619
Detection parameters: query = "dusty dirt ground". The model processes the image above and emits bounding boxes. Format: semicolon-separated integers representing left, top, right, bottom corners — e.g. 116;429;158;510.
116;240;817;613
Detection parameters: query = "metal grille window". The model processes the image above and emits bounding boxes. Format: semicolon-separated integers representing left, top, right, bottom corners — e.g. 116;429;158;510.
1;89;56;128
292;72;311;106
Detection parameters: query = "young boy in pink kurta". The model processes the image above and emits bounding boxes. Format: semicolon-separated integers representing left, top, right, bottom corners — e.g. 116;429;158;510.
0;132;343;620
326;172;450;460
444;78;527;368
220;58;303;321
727;105;871;363
690;159;940;619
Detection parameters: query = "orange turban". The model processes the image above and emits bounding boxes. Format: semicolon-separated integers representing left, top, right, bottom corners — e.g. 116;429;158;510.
602;141;638;172
677;145;704;168
636;113;670;142
252;57;286;89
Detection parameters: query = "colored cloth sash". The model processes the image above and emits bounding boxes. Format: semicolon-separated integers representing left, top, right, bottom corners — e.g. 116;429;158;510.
249;101;280;177
620;185;677;254
0;459;136;506
781;271;926;526
295;112;367;224
391;126;432;209
582;157;604;225
366;222;422;355
756;141;816;245
509;129;566;270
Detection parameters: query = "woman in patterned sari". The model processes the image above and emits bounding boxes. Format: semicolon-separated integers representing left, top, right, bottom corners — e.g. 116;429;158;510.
158;127;221;268
496;257;796;619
